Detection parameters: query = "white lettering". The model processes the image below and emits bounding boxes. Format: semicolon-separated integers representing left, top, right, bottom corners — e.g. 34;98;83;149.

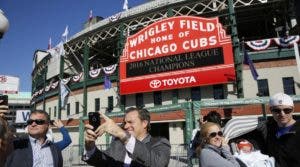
179;20;215;32
181;36;217;50
161;76;197;86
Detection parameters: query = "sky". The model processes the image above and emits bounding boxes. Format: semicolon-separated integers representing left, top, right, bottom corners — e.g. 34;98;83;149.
0;0;146;92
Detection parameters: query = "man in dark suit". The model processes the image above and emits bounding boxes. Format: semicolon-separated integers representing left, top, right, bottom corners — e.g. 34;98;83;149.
83;107;171;167
5;110;63;167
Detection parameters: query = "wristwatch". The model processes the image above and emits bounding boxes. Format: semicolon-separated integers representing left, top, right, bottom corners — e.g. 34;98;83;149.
120;131;131;143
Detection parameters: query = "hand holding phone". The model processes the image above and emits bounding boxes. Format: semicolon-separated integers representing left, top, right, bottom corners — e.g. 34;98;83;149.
88;112;101;131
0;95;8;107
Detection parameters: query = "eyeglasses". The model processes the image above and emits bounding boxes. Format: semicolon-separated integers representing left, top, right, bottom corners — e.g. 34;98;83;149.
208;131;223;138
26;119;47;125
271;108;293;114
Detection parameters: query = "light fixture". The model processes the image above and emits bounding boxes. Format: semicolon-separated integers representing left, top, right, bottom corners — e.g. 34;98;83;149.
0;9;9;39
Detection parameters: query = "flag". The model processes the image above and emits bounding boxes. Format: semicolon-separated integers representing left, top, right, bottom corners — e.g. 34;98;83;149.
62;25;69;42
243;49;259;80
48;37;52;50
293;42;300;76
47;41;65;58
88;10;93;22
60;81;69;108
104;75;112;90
123;0;128;10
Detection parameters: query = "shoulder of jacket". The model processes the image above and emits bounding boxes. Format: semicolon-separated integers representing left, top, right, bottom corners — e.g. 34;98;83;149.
13;137;29;149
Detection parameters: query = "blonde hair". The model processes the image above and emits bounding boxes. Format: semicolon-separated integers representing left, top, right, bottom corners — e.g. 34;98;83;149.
196;122;221;156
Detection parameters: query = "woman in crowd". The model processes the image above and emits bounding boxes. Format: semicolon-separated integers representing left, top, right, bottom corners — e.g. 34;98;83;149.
197;122;240;167
0;117;13;166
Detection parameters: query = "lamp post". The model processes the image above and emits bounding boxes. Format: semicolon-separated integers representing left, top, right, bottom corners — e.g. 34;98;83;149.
0;9;9;39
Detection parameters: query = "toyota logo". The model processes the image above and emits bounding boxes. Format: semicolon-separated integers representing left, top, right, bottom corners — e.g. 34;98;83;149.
150;80;161;89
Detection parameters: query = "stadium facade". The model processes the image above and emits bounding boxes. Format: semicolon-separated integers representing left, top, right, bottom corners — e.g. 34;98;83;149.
31;0;300;148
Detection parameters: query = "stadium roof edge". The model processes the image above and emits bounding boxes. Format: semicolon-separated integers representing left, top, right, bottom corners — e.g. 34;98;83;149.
69;0;187;41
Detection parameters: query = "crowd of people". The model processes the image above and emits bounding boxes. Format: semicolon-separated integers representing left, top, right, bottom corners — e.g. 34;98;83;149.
0;92;299;167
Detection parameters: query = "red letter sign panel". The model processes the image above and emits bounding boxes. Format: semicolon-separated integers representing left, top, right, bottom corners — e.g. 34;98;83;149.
120;16;235;95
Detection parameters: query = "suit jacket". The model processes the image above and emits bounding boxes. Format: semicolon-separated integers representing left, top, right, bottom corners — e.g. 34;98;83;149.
5;135;63;167
85;135;171;167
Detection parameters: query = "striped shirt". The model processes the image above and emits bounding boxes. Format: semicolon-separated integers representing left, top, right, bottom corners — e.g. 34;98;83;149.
29;136;54;167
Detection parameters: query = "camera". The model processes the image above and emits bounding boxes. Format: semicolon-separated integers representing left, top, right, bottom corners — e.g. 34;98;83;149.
88;112;101;131
50;120;55;125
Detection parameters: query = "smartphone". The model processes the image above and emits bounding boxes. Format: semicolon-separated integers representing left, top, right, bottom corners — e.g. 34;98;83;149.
88;112;100;131
50;120;55;125
0;95;8;105
0;95;8;110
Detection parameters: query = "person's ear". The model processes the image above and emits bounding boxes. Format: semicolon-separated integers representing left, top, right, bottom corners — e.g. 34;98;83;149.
142;120;148;129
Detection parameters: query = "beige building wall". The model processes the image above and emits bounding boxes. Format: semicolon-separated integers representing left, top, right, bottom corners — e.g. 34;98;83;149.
168;122;185;145
243;65;300;98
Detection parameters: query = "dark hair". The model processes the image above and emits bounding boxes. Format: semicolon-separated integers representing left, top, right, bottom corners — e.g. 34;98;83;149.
0;117;8;151
204;111;222;126
29;110;50;122
125;107;151;132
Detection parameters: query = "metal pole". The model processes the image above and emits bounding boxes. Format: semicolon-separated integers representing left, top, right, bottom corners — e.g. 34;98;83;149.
185;100;193;167
185;100;193;143
228;0;243;98
58;54;65;119
43;68;47;111
117;23;125;112
78;117;85;155
83;38;89;116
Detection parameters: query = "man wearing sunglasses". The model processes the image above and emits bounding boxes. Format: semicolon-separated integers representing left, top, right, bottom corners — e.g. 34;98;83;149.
5;110;63;167
258;92;300;167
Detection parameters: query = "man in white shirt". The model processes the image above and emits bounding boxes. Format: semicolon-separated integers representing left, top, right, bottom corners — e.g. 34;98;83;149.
5;110;62;167
83;107;171;167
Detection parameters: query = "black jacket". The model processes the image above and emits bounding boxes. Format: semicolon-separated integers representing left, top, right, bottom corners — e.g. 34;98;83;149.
5;135;63;167
257;119;300;167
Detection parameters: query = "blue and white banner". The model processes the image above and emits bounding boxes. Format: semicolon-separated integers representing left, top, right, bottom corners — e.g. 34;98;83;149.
273;35;300;47
246;39;271;51
60;81;69;108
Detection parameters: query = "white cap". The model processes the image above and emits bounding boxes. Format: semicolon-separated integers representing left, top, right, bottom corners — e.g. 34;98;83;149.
269;92;294;107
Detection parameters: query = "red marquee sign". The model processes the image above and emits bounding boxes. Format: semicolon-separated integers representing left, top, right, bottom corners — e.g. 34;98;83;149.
120;16;235;95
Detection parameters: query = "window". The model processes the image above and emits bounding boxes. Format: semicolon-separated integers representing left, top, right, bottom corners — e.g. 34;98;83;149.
120;95;126;107
107;96;113;112
54;106;57;117
172;89;178;104
136;93;144;108
67;103;70;116
75;102;79;114
191;87;201;101
213;84;225;99
283;77;295;95
257;79;269;96
154;91;162;106
95;98;100;112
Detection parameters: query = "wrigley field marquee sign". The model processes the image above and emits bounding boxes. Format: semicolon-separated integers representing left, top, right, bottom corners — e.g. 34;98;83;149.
119;16;236;95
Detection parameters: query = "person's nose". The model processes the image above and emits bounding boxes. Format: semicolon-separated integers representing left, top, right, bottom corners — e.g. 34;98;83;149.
123;122;129;129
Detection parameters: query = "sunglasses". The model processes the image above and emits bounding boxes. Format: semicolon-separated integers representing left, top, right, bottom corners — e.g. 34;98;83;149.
208;131;223;138
27;119;47;125
271;108;293;114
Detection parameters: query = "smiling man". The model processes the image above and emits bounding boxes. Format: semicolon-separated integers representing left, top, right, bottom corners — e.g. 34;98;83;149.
83;107;171;167
5;110;63;167
258;92;300;167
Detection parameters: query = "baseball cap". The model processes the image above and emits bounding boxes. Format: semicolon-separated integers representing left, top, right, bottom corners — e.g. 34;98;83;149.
269;92;294;107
